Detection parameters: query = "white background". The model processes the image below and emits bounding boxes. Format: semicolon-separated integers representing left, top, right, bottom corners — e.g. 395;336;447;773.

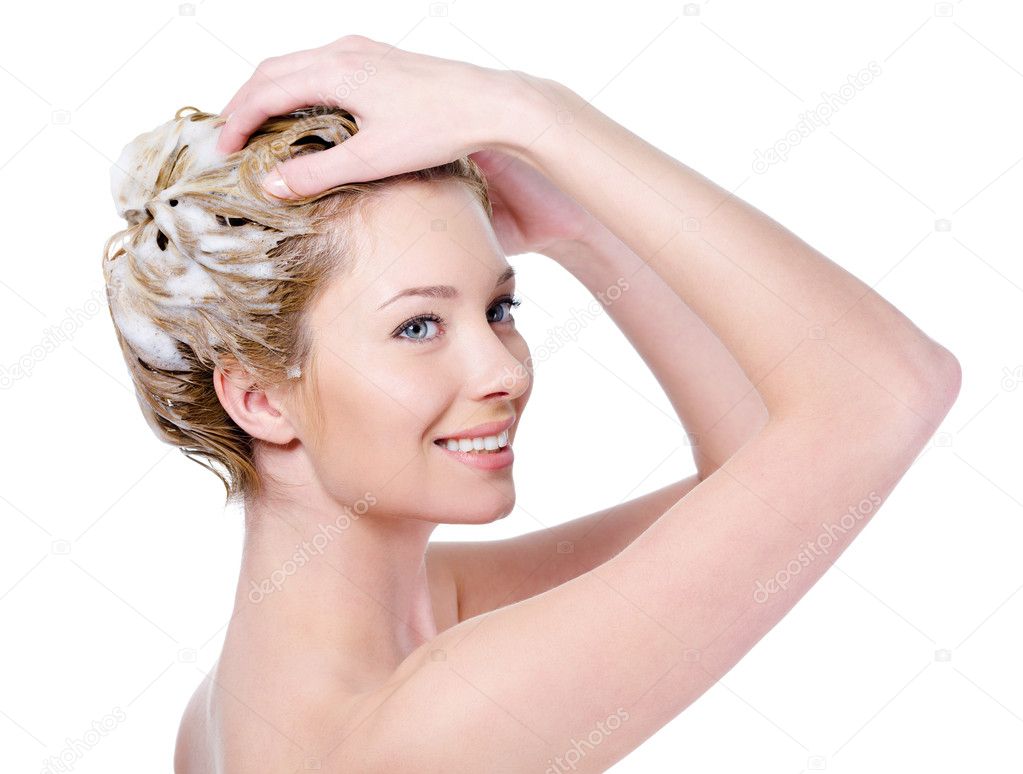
1;0;1020;771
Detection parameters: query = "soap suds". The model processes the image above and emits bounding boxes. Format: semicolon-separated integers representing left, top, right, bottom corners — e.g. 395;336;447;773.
106;114;283;371
106;107;356;375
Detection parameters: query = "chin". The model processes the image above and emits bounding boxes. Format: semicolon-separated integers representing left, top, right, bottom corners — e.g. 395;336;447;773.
438;496;516;526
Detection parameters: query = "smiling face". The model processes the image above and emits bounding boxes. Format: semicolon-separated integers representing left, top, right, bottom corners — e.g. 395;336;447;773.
287;178;533;524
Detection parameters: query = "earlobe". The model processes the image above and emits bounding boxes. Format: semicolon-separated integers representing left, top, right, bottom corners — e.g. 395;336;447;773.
213;366;298;445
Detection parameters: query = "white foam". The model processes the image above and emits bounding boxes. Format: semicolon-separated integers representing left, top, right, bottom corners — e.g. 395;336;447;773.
177;116;226;177
107;113;286;371
164;259;222;307
109;117;179;226
197;232;250;255
108;260;190;371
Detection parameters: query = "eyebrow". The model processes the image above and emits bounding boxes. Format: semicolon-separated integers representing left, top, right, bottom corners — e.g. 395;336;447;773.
376;265;516;311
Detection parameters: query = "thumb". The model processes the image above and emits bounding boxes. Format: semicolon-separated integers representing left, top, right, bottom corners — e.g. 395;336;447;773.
261;132;395;200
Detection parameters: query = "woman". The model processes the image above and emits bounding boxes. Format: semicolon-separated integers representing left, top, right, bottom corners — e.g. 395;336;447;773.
103;35;960;772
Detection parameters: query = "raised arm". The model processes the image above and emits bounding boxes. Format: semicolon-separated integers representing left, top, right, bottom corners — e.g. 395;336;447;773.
551;220;770;481
498;77;956;422
337;72;960;771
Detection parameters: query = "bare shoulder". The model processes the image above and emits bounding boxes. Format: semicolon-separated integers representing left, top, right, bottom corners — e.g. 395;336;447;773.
174;659;370;773
173;673;213;774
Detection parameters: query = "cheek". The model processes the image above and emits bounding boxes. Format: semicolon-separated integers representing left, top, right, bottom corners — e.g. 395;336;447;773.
323;350;449;449
373;363;452;432
309;373;428;500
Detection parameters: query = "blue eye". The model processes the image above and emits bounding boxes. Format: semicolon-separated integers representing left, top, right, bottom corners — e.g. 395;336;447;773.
396;313;443;344
393;295;522;345
488;295;522;324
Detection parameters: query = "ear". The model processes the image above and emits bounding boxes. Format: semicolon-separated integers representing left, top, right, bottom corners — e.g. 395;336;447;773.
213;365;298;445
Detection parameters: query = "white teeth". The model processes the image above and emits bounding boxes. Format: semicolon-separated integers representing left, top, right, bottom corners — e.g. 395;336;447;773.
441;430;509;452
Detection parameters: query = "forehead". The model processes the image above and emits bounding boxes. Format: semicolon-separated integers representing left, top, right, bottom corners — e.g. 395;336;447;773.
345;179;508;302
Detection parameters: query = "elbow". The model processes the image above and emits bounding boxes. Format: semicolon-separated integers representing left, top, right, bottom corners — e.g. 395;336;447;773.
904;343;962;427
937;346;962;402
924;344;962;409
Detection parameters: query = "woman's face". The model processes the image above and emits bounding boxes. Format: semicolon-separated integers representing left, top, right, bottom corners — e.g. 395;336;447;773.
293;178;533;524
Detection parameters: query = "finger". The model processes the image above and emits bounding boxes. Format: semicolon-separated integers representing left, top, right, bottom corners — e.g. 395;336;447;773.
218;47;325;118
217;71;307;154
216;67;330;156
216;35;370;143
262;129;409;198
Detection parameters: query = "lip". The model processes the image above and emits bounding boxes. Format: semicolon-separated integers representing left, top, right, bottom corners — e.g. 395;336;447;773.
434;416;515;443
434;441;514;470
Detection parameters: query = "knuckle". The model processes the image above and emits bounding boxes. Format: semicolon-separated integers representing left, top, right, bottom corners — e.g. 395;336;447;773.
330;33;378;55
330;49;360;71
232;95;254;119
290;156;332;191
337;33;371;46
294;161;324;187
255;56;280;72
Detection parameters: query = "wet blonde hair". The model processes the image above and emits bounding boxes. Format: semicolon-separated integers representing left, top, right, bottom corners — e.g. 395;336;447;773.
102;105;492;507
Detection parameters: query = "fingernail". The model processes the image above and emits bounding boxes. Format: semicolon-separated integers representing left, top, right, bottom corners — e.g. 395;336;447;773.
262;169;299;200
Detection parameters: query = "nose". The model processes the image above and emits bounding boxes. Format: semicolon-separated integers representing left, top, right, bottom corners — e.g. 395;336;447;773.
465;323;531;403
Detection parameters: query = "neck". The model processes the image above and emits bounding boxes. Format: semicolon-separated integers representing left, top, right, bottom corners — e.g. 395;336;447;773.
227;482;440;686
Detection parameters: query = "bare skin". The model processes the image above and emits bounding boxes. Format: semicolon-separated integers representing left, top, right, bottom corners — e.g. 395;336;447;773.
177;36;961;773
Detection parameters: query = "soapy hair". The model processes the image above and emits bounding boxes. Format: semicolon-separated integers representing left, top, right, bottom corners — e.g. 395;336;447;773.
102;105;492;507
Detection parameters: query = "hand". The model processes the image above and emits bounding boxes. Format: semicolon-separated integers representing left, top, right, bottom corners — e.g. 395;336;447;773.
469;148;596;259
215;35;517;198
